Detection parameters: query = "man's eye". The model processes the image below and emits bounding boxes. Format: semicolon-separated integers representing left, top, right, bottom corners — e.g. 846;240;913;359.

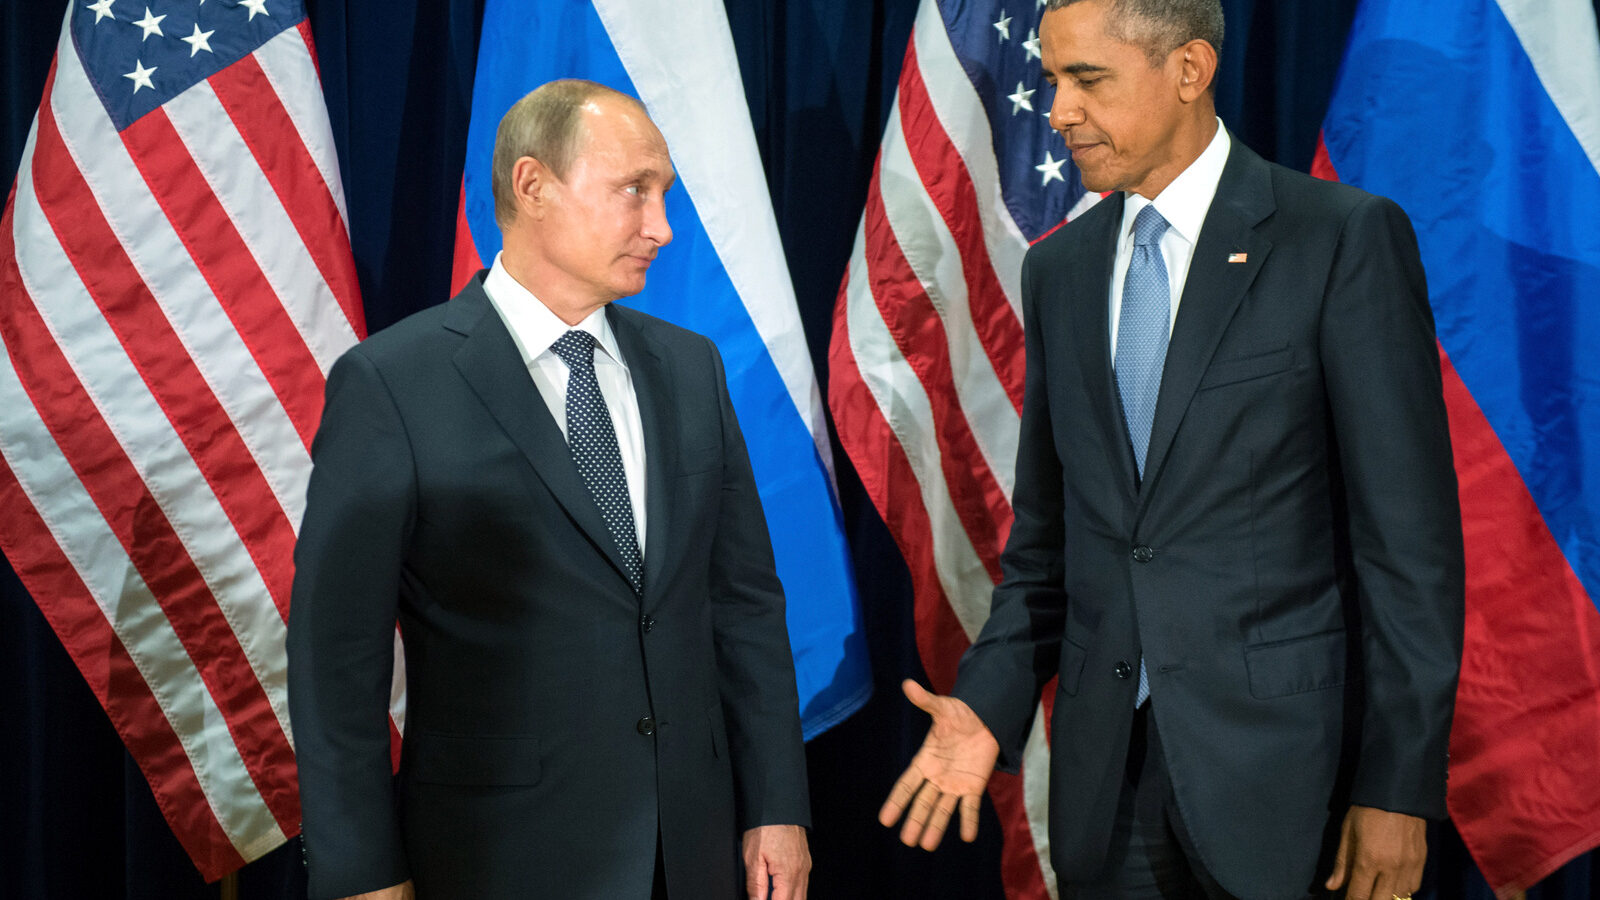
625;184;641;195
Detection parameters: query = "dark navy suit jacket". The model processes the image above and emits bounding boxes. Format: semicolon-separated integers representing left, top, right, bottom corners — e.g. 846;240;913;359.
287;274;809;899
953;137;1465;900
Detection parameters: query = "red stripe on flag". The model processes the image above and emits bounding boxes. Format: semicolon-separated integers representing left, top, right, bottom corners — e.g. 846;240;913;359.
1439;347;1600;895
208;53;365;338
896;51;1025;412
862;165;1013;580
28;100;300;618
117;109;326;448
0;454;251;882
1;183;299;839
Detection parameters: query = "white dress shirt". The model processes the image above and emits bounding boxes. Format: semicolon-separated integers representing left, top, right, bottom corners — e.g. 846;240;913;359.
1109;121;1231;353
483;254;648;555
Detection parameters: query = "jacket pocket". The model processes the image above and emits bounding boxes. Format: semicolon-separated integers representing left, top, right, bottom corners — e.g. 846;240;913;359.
1197;347;1295;391
406;732;542;786
1244;629;1348;700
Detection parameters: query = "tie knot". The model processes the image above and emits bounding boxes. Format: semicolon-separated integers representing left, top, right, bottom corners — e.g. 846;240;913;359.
550;329;598;371
1133;205;1168;248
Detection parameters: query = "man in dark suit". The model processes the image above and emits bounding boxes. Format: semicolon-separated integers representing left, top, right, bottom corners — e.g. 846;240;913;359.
287;80;811;900
878;2;1464;898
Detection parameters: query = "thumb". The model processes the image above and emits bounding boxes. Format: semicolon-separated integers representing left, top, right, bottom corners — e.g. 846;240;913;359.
901;679;941;715
1324;825;1351;890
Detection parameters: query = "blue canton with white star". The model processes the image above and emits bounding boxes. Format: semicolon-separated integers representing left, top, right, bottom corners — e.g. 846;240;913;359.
937;0;1087;240
71;0;303;132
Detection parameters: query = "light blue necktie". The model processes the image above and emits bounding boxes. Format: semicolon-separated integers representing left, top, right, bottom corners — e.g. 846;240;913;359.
550;330;644;596
1115;205;1170;707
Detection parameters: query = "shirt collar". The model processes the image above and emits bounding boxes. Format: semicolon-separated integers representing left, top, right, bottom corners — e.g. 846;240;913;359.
483;253;626;368
1122;119;1231;247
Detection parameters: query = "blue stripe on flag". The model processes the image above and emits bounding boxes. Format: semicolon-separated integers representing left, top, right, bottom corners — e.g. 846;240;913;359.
461;0;870;737
1322;0;1600;605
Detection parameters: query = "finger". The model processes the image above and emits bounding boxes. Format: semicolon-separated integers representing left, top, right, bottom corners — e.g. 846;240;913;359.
746;848;769;900
1343;864;1380;900
878;768;923;826
1324;821;1353;890
958;794;981;843
901;679;939;715
899;779;942;847
918;790;961;851
768;870;792;900
795;869;808;900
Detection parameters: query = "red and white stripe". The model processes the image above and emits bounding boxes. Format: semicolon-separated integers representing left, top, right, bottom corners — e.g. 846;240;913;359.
0;15;396;881
829;1;1101;897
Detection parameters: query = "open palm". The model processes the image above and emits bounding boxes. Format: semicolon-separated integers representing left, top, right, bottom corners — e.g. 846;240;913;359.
878;679;1001;850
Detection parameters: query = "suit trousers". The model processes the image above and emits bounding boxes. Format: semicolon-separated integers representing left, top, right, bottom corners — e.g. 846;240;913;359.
1064;706;1332;900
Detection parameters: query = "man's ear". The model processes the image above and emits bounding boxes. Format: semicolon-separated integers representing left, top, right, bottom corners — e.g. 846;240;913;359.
1176;38;1218;101
511;155;552;220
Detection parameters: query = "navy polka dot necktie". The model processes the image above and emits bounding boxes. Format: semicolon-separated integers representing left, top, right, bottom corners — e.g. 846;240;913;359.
1115;205;1170;708
550;330;643;595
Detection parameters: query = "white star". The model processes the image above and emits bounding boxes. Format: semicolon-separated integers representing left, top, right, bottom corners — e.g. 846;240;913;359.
993;11;1012;42
86;0;117;24
1037;0;1048;7
1008;82;1036;115
1023;28;1042;62
1035;151;1067;185
131;6;165;39
124;59;157;93
240;0;270;20
181;23;215;56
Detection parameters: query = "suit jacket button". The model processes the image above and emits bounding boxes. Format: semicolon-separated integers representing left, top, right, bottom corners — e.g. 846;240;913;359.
641;615;656;633
1115;661;1133;679
1131;545;1154;563
637;716;656;736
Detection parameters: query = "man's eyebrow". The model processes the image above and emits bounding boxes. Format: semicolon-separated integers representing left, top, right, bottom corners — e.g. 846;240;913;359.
1062;63;1110;76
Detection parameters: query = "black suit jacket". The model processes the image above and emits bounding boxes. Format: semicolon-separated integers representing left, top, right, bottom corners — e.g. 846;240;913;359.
287;274;810;899
953;138;1465;899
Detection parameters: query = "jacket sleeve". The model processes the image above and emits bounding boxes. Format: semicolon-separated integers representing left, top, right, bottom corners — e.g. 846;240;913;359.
287;347;416;898
1320;193;1466;820
952;249;1069;771
703;338;813;830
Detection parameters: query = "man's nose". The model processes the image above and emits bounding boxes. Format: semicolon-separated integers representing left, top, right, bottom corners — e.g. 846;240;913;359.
1050;91;1084;131
643;197;672;247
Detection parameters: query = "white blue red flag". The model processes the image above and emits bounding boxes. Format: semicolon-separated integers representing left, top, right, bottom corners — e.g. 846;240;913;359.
1317;0;1600;894
450;0;870;739
0;0;368;881
829;1;1101;896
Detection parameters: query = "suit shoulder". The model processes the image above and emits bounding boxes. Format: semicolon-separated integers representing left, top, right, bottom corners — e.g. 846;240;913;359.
1026;192;1118;266
1265;159;1409;224
610;303;718;358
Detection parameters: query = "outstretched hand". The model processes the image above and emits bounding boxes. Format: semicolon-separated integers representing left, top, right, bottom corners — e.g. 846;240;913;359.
877;679;1001;851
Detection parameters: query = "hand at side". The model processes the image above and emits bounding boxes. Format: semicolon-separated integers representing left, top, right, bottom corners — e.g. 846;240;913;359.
1324;805;1427;900
877;679;1001;850
743;823;810;900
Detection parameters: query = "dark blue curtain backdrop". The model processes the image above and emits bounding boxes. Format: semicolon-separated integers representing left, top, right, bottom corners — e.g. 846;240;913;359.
3;1;1598;897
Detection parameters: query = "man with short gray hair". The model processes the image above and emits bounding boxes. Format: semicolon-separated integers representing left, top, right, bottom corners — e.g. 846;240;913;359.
880;2;1463;898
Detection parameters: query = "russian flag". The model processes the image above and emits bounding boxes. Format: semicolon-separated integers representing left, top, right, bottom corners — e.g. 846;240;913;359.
1317;0;1600;893
450;0;870;739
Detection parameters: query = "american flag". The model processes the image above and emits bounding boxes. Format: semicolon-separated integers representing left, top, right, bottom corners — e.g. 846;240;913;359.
0;0;373;881
829;1;1099;896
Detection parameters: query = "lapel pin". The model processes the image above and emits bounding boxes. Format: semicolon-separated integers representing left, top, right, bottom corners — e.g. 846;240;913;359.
1227;252;1248;264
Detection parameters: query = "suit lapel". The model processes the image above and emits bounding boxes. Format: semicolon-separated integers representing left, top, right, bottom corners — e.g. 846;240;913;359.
607;305;677;601
1067;193;1140;499
1138;139;1274;513
445;278;639;591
